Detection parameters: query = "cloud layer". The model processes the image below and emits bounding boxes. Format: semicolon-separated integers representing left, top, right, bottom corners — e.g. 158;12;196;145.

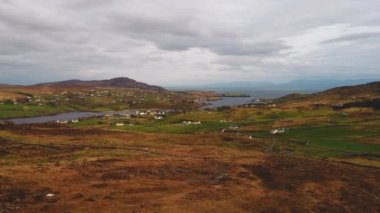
0;0;379;85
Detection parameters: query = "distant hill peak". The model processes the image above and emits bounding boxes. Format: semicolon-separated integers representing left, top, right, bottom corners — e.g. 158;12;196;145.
33;77;165;91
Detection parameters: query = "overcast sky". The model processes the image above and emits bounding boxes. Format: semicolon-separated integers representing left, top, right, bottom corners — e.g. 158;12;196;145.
0;0;379;86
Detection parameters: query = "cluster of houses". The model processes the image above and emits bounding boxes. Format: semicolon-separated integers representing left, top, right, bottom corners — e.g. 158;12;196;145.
111;110;168;123
56;119;79;124
2;88;176;108
240;99;274;108
3;94;67;106
53;109;171;126
106;109;170;123
134;109;167;116
0;99;18;105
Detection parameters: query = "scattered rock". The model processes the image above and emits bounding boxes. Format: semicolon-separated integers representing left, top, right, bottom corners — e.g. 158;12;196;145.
45;193;55;198
85;195;97;202
104;195;114;200
71;193;84;200
215;173;228;183
91;183;108;188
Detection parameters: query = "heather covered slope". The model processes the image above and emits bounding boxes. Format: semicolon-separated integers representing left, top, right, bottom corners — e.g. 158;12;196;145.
316;81;380;98
276;81;380;107
0;124;379;212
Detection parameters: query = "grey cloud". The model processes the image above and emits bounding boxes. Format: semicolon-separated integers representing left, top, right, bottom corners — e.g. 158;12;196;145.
63;0;116;9
211;41;290;56
0;3;70;32
109;12;198;37
108;12;289;56
0;0;380;85
323;32;380;44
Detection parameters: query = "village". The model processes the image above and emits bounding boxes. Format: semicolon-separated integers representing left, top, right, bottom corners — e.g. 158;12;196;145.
0;89;173;107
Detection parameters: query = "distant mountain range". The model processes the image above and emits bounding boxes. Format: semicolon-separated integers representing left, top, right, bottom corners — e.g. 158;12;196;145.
32;77;166;91
168;79;379;92
1;77;379;93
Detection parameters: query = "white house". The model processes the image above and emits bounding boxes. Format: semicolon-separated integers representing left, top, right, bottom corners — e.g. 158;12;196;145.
56;120;68;124
270;128;286;135
182;121;202;125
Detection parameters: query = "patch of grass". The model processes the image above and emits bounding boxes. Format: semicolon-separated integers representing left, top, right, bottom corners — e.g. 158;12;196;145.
164;111;228;123
0;103;76;119
260;109;336;120
113;122;223;134
75;148;133;158
69;119;106;128
292;146;347;158
284;126;380;154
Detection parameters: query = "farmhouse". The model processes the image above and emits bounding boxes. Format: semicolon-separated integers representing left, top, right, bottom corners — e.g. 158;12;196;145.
182;121;202;125
56;120;68;124
270;128;286;135
221;127;240;135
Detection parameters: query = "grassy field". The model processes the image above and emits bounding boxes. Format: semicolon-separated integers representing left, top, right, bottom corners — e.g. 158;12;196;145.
63;106;380;160
0;104;77;119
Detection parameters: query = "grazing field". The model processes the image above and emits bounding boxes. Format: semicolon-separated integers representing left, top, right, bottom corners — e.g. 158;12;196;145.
0;104;79;119
64;106;380;159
